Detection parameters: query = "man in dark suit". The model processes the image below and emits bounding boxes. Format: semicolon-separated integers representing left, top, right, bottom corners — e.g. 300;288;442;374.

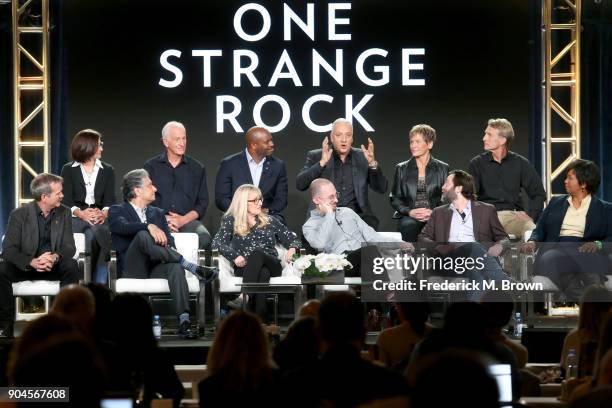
419;170;511;301
144;121;211;249
296;118;388;230
0;173;79;337
108;169;215;339
215;126;288;222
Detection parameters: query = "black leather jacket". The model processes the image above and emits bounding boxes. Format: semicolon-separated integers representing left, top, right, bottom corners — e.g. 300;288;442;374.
389;156;449;218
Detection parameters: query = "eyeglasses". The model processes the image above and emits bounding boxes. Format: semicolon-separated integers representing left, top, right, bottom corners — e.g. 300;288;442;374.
320;192;339;201
98;141;104;147
247;197;263;204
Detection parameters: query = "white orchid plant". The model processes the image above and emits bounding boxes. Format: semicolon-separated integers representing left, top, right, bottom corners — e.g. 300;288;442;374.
293;253;353;278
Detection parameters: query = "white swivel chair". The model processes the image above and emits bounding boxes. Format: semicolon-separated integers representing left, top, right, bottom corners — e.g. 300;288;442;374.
10;232;88;321
109;232;206;328
212;245;303;326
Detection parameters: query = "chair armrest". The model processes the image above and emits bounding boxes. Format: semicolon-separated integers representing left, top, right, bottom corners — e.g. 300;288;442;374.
109;250;117;291
78;251;91;283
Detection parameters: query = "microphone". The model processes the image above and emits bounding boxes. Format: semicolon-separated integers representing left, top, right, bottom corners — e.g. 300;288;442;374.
334;208;342;225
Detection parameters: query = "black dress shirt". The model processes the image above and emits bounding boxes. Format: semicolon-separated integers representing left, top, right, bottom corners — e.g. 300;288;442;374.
331;151;359;212
143;153;209;218
36;206;55;256
469;151;546;221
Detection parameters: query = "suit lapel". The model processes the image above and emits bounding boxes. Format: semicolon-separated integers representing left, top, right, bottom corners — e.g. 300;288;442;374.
239;151;254;185
471;201;480;241
27;202;40;252
351;149;361;200
442;206;452;241
258;158;272;194
584;197;598;238
94;166;106;202
50;209;61;250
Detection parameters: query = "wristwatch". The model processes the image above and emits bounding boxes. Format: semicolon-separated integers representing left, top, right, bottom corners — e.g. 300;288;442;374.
368;161;378;169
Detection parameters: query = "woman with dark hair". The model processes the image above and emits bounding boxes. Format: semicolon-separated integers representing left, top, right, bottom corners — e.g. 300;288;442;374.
60;129;116;284
199;310;279;407
524;159;612;301
390;124;449;242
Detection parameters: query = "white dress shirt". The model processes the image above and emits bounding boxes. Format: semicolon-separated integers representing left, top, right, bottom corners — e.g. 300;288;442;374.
71;159;104;216
130;203;147;223
245;148;266;188
448;201;475;243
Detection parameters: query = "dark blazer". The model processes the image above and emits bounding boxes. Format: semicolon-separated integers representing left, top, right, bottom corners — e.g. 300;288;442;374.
2;202;75;271
108;202;175;275
390;156;449;218
529;195;612;243
214;151;288;217
60;160;116;210
418;200;509;245
296;147;388;215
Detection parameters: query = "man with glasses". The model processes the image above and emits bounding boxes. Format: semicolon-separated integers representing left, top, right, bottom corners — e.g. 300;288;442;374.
296;118;388;230
303;179;408;280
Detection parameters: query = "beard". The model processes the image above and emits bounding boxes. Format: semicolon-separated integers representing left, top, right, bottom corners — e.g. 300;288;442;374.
442;190;456;204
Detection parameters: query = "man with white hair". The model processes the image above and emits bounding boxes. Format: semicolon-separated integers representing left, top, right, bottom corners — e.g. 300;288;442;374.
303;179;409;280
143;121;211;248
296;118;388;230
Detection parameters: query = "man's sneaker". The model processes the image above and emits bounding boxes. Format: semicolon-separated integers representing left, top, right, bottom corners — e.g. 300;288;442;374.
178;320;198;340
227;295;246;310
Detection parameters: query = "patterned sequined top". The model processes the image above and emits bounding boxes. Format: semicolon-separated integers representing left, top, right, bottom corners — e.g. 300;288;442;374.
212;215;301;263
414;176;430;209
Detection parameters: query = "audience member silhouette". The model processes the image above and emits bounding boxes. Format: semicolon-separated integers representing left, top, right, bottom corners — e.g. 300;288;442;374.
273;317;320;374
282;292;409;407
199;310;279;407
409;351;500;408
107;294;184;407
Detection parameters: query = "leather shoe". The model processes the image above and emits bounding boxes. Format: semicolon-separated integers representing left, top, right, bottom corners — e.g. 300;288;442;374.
179;320;198;340
193;265;218;283
227;295;246;310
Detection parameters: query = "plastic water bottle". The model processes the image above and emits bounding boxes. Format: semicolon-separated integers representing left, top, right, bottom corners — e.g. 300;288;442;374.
153;315;162;341
566;348;578;378
514;312;523;337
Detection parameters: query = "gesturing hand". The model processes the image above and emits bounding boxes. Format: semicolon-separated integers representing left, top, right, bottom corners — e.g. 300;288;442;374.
360;137;376;165
320;137;333;167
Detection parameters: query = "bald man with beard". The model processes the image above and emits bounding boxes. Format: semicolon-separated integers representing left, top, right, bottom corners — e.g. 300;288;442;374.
215;126;288;223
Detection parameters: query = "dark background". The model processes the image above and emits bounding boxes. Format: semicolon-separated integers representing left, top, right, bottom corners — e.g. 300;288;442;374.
62;0;531;234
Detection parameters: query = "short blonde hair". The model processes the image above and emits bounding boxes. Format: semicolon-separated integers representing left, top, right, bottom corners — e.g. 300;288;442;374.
409;124;437;144
225;184;269;236
487;118;514;147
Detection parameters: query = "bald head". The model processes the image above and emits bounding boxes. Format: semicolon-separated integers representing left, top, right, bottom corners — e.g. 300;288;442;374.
246;126;274;159
309;178;334;199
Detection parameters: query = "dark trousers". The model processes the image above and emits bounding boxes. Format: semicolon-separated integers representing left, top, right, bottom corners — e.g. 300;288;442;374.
179;220;211;249
72;218;112;283
0;257;79;332
234;250;282;322
397;216;425;243
536;241;607;302
123;230;190;316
